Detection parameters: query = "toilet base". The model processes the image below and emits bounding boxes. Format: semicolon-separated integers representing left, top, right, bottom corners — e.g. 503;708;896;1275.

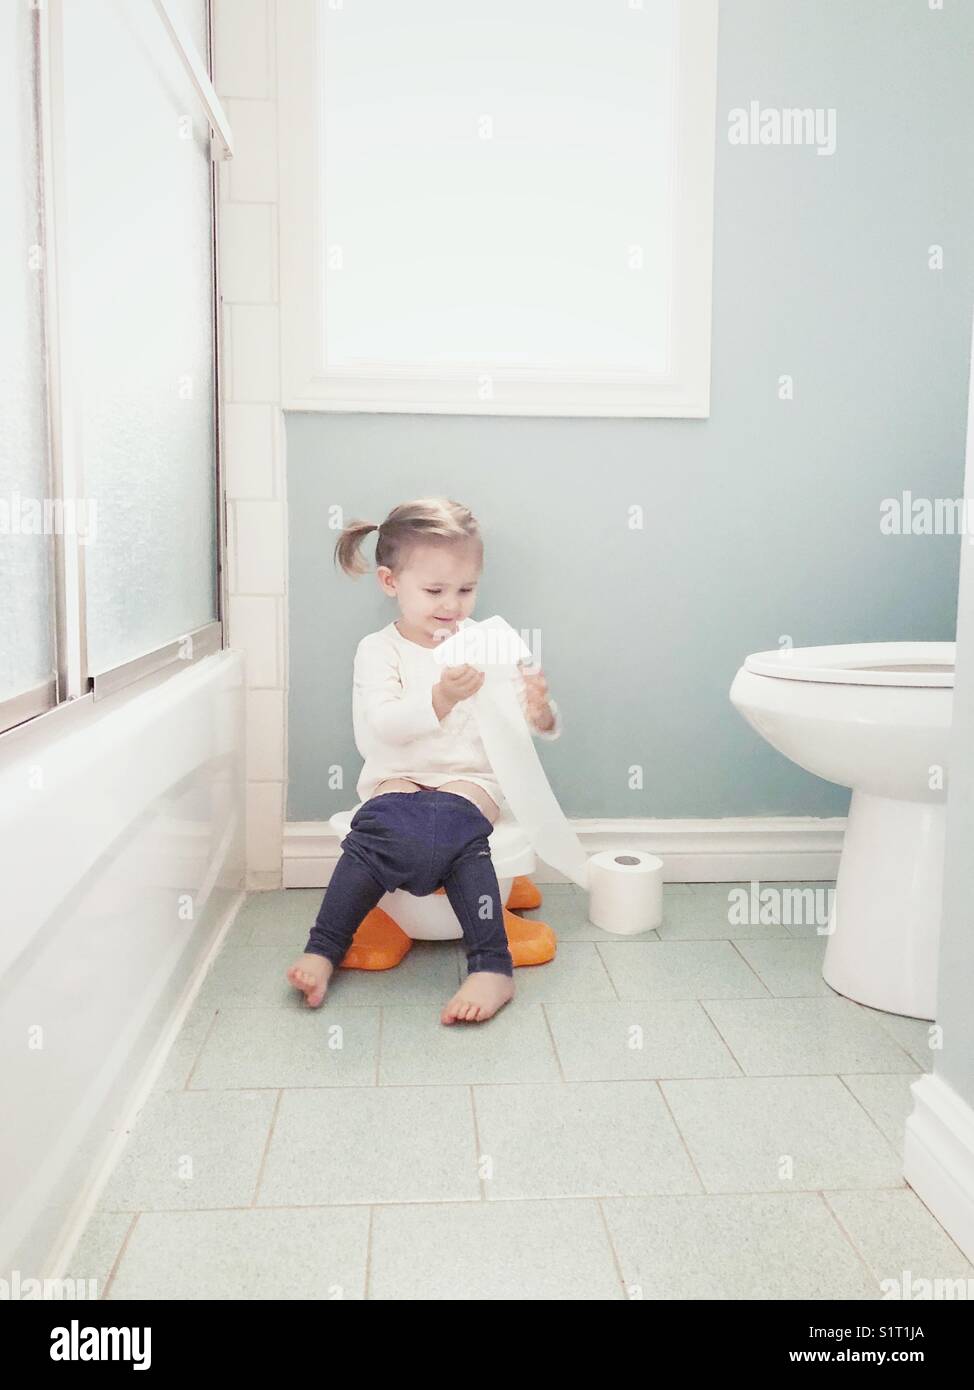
822;791;944;1020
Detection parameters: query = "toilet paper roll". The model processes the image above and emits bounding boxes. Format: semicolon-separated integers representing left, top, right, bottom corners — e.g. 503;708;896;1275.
587;850;664;935
433;614;534;685
436;615;591;889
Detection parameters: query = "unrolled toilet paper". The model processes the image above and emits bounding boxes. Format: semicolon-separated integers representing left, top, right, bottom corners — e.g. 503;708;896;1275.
434;616;591;889
587;850;664;935
433;617;665;929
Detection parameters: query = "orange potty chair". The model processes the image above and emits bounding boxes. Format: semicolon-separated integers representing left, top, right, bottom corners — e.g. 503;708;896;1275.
327;806;557;970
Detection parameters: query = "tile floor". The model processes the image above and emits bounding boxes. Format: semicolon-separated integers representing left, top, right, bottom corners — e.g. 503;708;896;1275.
67;881;973;1300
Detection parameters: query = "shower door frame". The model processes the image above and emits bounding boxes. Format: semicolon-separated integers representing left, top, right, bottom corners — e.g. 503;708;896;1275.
1;0;232;742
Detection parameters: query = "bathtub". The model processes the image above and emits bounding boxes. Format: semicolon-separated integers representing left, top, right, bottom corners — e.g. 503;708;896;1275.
0;650;246;1279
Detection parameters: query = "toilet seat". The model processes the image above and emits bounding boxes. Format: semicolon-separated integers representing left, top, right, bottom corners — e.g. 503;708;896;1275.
742;641;954;688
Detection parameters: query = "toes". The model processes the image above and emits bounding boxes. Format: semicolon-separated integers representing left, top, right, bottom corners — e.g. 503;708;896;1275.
442;992;499;1024
442;995;468;1024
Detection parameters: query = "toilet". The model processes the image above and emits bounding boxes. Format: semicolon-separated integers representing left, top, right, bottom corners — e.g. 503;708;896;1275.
729;641;954;1020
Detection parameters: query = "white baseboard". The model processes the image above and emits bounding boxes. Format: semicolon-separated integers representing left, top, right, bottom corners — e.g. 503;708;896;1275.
283;815;845;888
904;1073;974;1265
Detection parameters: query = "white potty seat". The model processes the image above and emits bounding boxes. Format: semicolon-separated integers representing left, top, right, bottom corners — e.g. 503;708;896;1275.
329;803;536;941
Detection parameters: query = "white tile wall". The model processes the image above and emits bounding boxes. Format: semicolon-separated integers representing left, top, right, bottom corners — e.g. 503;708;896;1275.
246;689;285;781
228;596;283;688
219;203;276;303
224;403;276;498
228;304;280;403
216;0;288;888
234;501;286;594
213;0;273;99
225;99;278;202
247;781;284;880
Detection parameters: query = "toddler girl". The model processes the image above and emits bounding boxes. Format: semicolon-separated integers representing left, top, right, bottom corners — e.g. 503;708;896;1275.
286;497;561;1024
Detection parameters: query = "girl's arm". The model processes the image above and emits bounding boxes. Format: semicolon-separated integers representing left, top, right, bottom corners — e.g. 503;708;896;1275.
516;662;563;742
354;638;442;745
531;697;563;741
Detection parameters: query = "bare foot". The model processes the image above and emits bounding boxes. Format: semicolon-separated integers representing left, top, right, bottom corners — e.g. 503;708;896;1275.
441;971;515;1024
286;953;334;1008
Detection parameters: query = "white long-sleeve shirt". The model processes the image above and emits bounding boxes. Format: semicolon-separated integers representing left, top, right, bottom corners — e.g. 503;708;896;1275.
352;620;562;812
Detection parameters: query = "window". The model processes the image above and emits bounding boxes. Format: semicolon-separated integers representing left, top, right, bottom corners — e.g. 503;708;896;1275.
279;0;719;416
0;0;228;737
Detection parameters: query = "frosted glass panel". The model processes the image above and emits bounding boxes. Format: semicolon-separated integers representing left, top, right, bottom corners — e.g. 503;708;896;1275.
62;0;218;676
0;2;56;703
318;0;677;373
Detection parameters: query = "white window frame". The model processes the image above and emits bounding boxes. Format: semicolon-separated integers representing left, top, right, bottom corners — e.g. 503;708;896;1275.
278;0;719;418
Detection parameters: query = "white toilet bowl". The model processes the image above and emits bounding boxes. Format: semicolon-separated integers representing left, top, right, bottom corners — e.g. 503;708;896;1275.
729;642;953;1020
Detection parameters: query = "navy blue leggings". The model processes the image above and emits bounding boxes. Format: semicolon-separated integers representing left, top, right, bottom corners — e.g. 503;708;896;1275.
304;789;514;977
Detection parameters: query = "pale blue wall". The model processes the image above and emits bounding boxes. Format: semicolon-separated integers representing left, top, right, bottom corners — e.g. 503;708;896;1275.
286;0;974;822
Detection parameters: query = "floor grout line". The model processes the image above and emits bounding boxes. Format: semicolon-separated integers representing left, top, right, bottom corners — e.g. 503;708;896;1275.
695;999;749;1075
250;1088;284;1206
725;937;777;997
363;1206;375;1300
655;1080;708;1194
375;1007;384;1085
182;1007;224;1090
818;1191;885;1291
98;1212;140;1301
594;1197;628;1297
156;1065;926;1093
469;1085;487;1200
92;1182;920;1218
539;1002;568;1082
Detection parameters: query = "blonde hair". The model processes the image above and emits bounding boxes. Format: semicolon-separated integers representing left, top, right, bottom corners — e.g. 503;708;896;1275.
334;497;483;578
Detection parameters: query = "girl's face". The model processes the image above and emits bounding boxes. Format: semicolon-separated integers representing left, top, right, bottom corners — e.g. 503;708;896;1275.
378;541;482;646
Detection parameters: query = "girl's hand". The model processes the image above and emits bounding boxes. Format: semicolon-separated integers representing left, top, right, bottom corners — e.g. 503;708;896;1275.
517;659;557;734
436;663;485;711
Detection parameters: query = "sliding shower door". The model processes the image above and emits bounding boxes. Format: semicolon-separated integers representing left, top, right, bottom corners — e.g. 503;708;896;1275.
60;0;219;679
0;0;57;718
0;0;224;737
